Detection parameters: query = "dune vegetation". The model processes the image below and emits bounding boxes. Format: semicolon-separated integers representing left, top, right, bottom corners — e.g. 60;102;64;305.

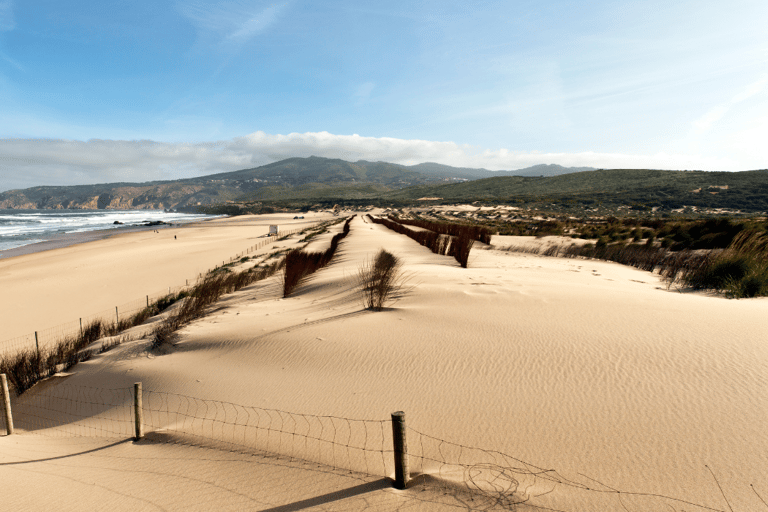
282;216;354;296
358;249;404;310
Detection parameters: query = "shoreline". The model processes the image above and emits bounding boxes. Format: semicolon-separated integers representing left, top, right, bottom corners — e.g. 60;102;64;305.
0;219;215;261
0;212;332;342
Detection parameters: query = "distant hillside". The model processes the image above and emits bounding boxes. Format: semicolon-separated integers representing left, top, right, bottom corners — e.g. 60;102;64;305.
384;169;768;212
406;162;594;180
3;157;764;213
0;157;594;210
0;157;436;210
502;163;597;178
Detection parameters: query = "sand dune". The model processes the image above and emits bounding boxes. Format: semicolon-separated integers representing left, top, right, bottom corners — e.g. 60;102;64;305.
0;212;335;345
1;213;766;511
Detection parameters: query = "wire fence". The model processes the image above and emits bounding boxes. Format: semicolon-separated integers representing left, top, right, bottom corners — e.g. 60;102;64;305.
0;228;303;358
0;285;192;357
0;220;751;511
141;390;391;478
6;384;134;438
0;381;738;512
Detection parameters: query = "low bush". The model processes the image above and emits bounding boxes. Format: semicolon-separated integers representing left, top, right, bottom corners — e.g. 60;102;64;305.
680;230;768;298
358;249;403;310
501;228;768;298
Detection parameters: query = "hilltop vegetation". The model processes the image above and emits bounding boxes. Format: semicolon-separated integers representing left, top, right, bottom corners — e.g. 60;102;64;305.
0;157;597;210
384;168;768;213
1;157;766;214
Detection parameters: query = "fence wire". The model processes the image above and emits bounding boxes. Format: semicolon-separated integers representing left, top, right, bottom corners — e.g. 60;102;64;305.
141;390;392;478
0;228;303;358
0;382;740;511
405;427;727;512
0;285;190;358
9;384;133;438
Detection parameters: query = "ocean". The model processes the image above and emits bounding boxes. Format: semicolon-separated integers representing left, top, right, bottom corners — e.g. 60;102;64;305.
0;209;220;253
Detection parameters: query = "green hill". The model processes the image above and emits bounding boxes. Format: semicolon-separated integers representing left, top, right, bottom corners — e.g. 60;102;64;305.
382;169;768;212
2;157;766;213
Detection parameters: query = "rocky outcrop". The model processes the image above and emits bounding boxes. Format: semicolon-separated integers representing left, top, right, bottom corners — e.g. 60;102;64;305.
0;185;214;210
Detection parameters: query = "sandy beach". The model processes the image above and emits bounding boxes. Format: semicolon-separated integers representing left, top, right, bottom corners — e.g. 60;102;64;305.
1;212;766;511
0;212;334;345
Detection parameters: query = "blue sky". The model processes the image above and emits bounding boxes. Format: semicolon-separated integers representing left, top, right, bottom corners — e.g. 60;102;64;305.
0;0;767;190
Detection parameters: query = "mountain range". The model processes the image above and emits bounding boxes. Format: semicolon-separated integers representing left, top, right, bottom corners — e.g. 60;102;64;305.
0;158;593;210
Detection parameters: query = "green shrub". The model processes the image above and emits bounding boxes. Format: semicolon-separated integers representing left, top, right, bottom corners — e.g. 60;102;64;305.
726;271;768;298
681;230;768;298
697;257;750;290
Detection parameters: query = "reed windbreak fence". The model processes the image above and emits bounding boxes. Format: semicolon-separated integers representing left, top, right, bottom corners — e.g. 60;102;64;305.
368;215;475;268
0;379;735;512
0;228;302;358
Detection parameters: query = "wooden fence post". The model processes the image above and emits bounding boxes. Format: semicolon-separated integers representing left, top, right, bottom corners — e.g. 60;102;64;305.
115;306;119;325
80;318;83;338
134;382;143;440
391;411;409;489
34;331;39;357
1;374;14;435
146;295;149;308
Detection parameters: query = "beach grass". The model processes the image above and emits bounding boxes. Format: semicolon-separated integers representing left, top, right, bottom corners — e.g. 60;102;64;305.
152;260;285;348
0;289;193;394
358;249;403;310
499;228;768;298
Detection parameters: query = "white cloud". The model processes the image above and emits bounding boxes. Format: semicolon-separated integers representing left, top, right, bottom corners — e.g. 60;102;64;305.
227;3;285;42
0;131;743;192
178;1;286;45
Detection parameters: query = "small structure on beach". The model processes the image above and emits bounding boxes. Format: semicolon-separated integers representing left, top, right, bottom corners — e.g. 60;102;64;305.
269;225;279;236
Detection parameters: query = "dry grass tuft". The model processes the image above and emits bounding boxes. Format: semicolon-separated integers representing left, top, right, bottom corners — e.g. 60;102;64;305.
358;249;404;310
152;259;284;349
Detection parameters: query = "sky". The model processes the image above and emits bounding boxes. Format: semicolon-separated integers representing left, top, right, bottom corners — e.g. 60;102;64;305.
0;0;767;191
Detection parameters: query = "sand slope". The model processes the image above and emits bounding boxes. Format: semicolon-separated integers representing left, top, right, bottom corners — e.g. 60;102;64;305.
2;214;767;511
0;213;334;346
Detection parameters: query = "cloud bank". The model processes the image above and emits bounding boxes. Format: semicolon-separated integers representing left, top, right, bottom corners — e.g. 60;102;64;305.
0;131;741;192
